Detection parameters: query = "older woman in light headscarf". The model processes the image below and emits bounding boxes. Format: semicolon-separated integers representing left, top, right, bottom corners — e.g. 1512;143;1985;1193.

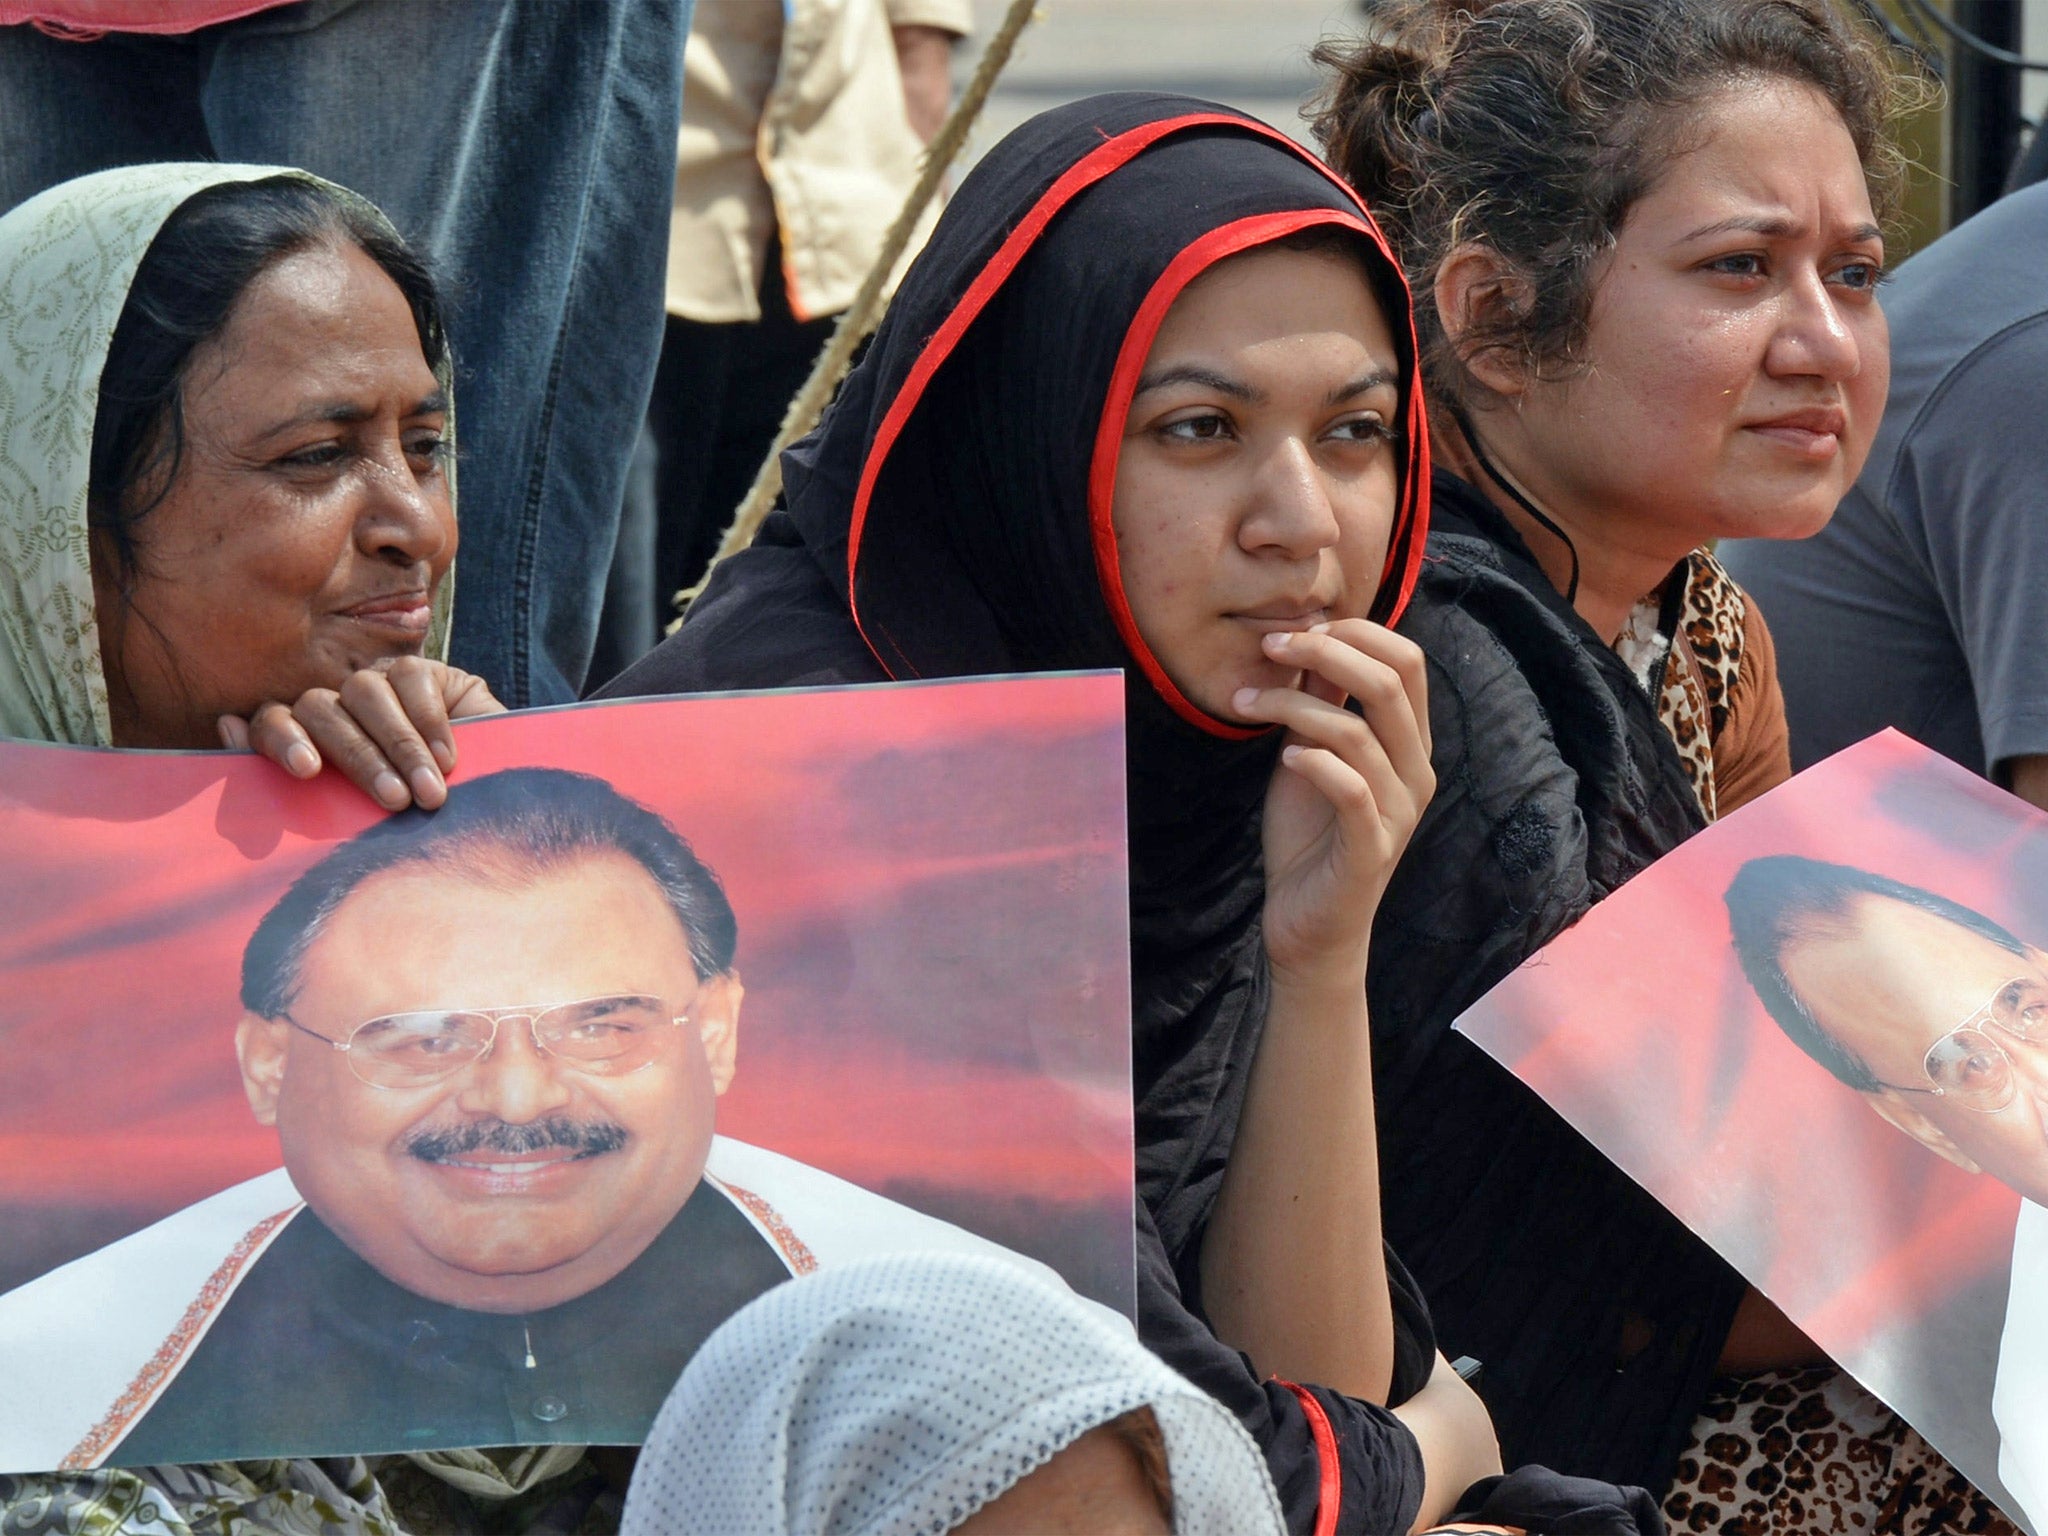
0;162;502;808
622;1251;1287;1536
0;164;570;1536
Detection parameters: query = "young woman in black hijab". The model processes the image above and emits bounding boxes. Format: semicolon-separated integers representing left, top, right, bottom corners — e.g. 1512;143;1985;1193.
598;93;1522;1535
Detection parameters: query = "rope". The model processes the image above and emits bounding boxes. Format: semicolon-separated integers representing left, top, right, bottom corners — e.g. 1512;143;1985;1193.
669;0;1044;625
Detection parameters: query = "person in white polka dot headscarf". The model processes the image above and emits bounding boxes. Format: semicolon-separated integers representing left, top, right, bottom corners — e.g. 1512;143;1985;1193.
619;1250;1287;1536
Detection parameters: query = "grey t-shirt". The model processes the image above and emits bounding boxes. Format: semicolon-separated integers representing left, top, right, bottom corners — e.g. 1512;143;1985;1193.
1719;182;2048;780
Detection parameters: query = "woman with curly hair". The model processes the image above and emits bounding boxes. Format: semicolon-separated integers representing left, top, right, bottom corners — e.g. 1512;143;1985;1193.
1317;3;2010;1531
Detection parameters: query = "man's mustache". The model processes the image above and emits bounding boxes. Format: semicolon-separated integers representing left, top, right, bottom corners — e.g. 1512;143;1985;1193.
404;1117;628;1164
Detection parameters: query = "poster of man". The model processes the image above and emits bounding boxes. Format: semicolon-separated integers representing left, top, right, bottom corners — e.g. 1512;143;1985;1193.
1455;730;2048;1533
0;675;1134;1472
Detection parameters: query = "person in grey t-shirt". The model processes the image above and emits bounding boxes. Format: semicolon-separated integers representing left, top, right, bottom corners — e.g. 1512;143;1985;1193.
1720;181;2048;809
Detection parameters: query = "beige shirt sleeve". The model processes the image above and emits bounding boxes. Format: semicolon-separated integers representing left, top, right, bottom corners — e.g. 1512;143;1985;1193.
667;0;784;322
883;0;973;34
1712;592;1794;817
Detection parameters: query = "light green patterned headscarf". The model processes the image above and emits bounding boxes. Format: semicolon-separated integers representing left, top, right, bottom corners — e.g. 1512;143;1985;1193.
0;163;455;748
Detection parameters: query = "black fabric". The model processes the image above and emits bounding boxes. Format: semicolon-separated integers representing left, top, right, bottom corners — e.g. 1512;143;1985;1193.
1446;1466;1666;1535
1369;469;1746;1491
588;296;836;691
112;1182;789;1465
654;269;839;628
601;92;1432;1535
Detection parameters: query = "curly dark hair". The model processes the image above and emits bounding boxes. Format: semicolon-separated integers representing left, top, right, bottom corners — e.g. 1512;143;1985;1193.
1311;0;1924;408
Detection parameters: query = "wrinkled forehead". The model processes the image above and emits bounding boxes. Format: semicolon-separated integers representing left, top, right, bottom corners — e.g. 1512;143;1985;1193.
297;851;698;1015
1780;896;2031;1059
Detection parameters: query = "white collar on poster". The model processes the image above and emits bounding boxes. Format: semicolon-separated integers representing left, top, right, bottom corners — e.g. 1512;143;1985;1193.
0;1137;1093;1475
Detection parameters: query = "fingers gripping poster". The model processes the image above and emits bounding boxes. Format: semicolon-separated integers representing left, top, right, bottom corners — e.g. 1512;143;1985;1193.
0;676;1134;1471
1456;731;2048;1533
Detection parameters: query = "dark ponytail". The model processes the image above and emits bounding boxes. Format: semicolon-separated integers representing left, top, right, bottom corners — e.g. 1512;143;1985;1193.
1310;33;1435;240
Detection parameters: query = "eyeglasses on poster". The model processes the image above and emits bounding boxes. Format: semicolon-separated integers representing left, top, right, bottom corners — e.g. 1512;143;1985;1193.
0;675;1135;1473
1456;730;2048;1534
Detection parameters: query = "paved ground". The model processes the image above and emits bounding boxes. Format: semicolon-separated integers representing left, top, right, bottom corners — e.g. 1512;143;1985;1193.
957;0;1368;164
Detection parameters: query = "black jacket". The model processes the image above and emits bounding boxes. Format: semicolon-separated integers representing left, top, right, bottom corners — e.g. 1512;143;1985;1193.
602;93;1438;1535
1369;470;1745;1491
603;91;1666;1536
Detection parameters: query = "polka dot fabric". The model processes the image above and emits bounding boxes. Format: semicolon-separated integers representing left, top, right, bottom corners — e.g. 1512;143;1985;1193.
620;1251;1285;1536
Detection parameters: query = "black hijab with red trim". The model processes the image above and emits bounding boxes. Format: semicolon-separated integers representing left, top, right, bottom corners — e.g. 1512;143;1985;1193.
599;94;1437;1533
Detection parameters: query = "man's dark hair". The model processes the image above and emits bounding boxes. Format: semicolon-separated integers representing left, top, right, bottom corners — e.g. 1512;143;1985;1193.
242;767;736;1018
1724;855;2027;1091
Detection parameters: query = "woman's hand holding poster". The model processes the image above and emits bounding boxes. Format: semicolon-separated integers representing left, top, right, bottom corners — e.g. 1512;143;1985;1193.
1456;729;2048;1533
0;676;1135;1472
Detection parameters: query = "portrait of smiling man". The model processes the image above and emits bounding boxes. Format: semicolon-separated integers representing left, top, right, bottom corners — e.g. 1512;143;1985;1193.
1726;855;2048;1535
0;766;1043;1471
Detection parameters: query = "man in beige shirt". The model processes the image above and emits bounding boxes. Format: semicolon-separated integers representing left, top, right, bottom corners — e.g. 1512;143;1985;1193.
593;0;972;682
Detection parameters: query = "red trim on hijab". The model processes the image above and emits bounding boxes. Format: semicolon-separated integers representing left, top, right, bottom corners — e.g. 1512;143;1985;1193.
1086;209;1382;739
846;112;1255;660
845;110;1431;694
1276;1379;1343;1536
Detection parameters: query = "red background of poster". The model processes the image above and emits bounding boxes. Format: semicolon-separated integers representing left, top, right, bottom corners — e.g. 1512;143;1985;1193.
0;675;1135;1313
1457;731;2044;1512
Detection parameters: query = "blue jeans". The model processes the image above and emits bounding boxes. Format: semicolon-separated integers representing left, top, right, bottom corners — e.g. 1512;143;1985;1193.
0;0;689;706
